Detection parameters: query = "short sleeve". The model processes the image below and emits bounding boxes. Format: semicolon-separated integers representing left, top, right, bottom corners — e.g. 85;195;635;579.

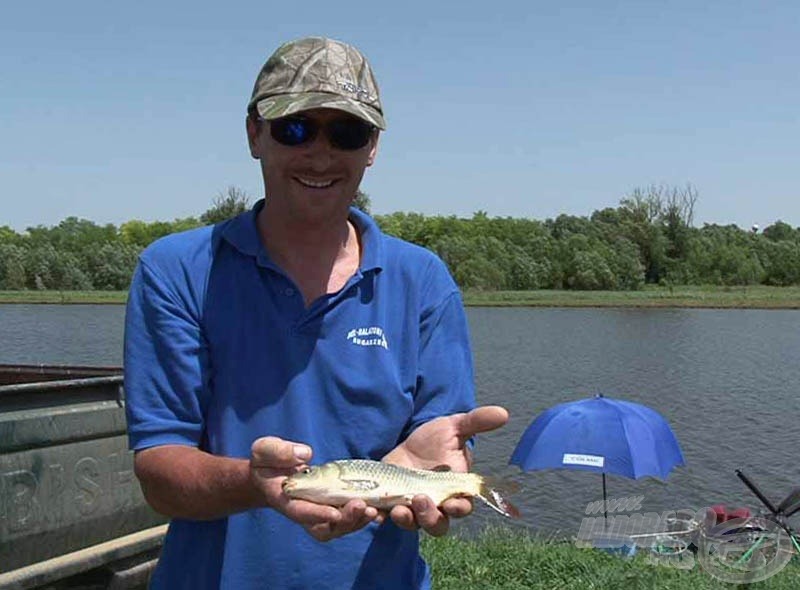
406;272;476;435
124;259;210;451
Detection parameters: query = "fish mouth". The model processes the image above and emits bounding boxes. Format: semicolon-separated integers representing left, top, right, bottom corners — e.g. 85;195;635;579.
281;479;296;492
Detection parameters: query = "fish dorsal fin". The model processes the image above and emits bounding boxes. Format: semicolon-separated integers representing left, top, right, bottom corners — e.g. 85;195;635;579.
431;465;452;472
342;479;380;491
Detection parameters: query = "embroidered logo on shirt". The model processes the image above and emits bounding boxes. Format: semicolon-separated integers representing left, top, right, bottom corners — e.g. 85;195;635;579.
346;326;389;349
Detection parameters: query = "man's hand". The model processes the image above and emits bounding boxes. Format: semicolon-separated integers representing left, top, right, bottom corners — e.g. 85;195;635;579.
381;405;509;536
250;437;381;542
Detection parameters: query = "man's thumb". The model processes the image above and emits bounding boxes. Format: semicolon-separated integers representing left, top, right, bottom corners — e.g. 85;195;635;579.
458;406;510;437
251;436;312;467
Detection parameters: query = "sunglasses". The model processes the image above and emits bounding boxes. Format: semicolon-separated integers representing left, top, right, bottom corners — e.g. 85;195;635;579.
268;115;375;151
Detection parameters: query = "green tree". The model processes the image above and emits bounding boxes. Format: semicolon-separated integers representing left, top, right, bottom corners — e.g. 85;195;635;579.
120;220;156;248
201;186;252;224
84;243;141;290
171;216;203;234
0;244;27;289
434;235;509;290
0;226;22;246
353;189;371;214
25;217;118;252
546;214;596;241
23;244;93;290
375;212;436;247
762;220;797;242
759;240;800;285
609;238;646;290
622;217;668;284
556;235;616;290
569;250;615;290
661;185;697;261
119;219;198;249
680;225;765;285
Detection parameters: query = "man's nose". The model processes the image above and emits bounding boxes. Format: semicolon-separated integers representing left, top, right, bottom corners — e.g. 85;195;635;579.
303;131;334;169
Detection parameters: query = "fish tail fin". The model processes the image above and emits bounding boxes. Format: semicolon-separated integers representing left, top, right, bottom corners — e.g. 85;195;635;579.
477;476;521;519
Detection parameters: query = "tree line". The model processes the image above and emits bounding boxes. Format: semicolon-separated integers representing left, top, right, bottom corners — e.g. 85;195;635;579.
2;185;800;291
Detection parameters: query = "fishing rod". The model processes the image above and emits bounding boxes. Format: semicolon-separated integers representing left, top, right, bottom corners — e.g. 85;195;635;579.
735;469;800;554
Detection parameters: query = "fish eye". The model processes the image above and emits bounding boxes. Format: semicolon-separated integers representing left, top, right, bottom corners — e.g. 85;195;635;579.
301;467;312;474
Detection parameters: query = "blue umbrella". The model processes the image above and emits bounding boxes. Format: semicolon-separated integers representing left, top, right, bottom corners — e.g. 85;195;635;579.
510;394;685;522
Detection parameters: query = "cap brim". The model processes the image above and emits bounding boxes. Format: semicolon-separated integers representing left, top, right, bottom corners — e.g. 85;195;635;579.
252;92;386;130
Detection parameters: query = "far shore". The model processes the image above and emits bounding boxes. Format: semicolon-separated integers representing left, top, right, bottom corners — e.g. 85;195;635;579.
2;285;800;309
462;285;800;309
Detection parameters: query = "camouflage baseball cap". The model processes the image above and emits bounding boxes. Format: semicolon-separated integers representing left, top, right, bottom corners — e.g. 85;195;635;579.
248;37;386;130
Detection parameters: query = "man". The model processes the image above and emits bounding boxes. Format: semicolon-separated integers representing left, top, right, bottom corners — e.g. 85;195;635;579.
124;36;508;589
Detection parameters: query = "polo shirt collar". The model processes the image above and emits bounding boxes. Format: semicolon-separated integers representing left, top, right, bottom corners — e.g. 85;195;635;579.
220;199;263;259
349;207;384;274
221;199;385;273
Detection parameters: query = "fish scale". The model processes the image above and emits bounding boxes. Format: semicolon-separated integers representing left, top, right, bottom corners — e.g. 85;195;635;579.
282;459;520;518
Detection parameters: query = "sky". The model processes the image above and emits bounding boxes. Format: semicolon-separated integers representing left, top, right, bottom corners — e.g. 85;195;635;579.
1;1;798;232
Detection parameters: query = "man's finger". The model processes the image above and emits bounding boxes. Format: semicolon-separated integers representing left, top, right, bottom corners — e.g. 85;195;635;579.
251;436;311;467
456;406;509;439
389;505;418;531
307;522;336;542
412;495;449;537
440;497;473;519
340;500;379;532
339;500;367;527
306;501;378;542
283;499;342;528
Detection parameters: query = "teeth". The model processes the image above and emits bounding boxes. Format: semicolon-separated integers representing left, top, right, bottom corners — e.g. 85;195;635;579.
297;177;334;188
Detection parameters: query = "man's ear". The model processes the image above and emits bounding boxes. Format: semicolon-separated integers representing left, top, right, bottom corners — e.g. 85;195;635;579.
246;116;262;159
366;132;379;167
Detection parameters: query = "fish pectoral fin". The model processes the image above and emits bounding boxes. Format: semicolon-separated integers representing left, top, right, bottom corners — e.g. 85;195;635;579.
342;479;381;491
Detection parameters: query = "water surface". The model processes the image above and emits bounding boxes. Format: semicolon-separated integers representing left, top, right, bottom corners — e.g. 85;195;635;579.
2;304;798;535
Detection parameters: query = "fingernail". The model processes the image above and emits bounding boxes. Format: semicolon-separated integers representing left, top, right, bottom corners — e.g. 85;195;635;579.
293;445;311;461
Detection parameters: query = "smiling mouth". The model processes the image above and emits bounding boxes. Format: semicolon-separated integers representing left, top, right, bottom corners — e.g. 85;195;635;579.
296;177;335;189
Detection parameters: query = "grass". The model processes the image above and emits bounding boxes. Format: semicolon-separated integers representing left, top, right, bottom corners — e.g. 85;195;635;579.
421;526;800;589
462;285;800;309
1;286;800;308
0;290;128;304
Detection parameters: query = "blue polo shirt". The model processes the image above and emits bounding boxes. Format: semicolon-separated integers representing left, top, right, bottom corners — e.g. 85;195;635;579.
123;202;475;590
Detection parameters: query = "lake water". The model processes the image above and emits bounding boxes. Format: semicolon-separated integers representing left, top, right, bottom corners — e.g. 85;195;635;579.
2;304;799;536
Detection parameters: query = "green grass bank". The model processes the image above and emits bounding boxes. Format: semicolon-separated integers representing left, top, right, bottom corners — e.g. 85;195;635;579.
421;527;800;589
2;286;800;308
462;285;800;309
0;290;129;304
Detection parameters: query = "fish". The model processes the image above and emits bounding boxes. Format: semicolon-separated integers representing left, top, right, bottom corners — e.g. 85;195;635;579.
281;459;520;518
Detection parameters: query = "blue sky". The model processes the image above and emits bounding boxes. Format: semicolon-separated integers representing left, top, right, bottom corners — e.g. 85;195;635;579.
2;1;798;232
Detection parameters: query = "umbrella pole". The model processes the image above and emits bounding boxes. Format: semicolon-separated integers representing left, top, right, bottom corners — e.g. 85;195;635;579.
602;473;608;527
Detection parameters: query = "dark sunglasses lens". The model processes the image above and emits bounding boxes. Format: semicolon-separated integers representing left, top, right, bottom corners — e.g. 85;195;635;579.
328;119;374;150
270;117;315;146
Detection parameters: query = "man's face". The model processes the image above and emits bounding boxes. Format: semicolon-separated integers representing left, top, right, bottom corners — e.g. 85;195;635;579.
247;108;378;225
